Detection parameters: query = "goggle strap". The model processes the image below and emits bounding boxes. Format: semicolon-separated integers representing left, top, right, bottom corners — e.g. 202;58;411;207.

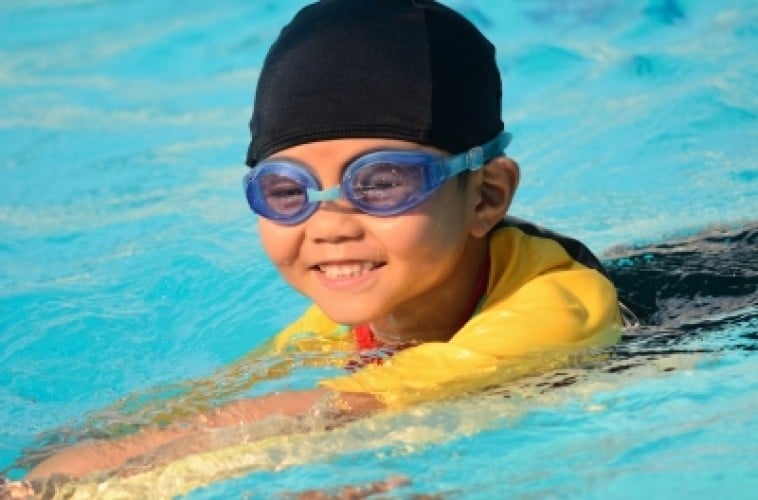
306;185;341;202
466;146;484;172
446;132;512;176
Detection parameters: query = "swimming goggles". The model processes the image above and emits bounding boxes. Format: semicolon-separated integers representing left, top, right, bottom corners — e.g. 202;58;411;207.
243;132;512;225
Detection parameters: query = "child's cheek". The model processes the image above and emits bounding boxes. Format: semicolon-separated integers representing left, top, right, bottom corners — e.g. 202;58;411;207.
369;194;467;260
258;220;301;268
367;217;432;256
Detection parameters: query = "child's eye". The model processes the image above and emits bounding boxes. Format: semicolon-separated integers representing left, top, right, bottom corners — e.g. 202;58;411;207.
260;176;306;214
268;186;304;198
352;164;423;206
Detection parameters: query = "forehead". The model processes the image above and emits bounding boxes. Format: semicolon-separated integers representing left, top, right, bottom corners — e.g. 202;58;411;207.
269;138;446;165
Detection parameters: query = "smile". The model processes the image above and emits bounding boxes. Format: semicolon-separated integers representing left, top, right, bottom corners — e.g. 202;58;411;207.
314;261;385;280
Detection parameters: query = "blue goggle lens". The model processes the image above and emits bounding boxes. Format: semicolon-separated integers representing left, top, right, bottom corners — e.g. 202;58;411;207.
259;174;307;216
344;152;435;215
245;164;319;224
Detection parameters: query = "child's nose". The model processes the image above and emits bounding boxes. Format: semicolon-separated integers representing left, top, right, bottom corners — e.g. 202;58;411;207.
305;200;364;243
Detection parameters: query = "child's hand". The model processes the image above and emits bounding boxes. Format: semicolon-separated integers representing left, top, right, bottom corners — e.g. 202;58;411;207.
294;474;411;499
26;389;382;481
0;477;35;500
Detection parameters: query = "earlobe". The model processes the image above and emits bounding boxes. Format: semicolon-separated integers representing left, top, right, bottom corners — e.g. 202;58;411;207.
470;156;520;238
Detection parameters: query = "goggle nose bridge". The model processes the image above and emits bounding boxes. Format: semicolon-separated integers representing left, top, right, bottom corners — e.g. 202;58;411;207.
306;185;342;202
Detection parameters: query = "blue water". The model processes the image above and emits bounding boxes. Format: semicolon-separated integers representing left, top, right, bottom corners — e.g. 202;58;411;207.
0;0;756;497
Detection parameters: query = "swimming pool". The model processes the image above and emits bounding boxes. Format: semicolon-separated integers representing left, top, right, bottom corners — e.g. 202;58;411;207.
0;0;755;497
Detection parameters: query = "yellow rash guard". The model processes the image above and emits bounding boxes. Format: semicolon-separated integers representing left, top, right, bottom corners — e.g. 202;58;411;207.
269;217;622;407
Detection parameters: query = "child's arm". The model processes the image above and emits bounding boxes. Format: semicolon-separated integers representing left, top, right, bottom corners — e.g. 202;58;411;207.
26;388;380;480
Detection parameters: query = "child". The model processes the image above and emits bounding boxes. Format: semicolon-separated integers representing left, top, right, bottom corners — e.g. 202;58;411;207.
24;0;621;482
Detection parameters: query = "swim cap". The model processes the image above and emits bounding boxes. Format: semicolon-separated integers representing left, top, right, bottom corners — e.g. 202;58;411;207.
246;0;503;166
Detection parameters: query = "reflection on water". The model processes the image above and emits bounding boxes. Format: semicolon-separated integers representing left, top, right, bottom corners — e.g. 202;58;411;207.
608;222;757;346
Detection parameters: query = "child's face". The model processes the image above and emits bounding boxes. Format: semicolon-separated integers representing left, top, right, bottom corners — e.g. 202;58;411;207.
257;138;485;330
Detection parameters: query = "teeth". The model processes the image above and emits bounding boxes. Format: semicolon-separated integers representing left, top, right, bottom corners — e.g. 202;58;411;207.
318;262;376;279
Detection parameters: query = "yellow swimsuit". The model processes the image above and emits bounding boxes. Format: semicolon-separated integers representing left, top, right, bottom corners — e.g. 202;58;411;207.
269;217;622;407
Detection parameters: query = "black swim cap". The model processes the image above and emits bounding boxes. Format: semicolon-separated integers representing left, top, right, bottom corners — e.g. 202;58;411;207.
246;0;503;166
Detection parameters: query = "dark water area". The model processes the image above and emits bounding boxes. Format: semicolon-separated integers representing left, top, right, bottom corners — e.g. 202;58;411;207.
606;222;757;355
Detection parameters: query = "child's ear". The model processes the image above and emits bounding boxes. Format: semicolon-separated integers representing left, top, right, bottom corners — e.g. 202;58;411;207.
469;156;520;238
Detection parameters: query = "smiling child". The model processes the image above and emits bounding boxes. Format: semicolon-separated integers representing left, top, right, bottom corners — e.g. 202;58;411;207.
24;0;621;481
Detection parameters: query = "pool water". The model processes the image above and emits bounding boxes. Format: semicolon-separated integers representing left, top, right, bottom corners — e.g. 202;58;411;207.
0;0;756;497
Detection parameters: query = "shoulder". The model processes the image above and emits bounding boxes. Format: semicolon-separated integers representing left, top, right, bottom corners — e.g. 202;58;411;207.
479;217;618;327
490;216;610;278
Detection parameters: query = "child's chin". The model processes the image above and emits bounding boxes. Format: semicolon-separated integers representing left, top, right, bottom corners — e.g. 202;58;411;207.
328;314;373;327
320;304;377;327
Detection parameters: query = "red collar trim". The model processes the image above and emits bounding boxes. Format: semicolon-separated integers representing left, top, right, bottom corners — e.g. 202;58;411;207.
354;323;377;350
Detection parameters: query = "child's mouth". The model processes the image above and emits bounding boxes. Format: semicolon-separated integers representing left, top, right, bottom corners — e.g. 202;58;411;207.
314;261;385;280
